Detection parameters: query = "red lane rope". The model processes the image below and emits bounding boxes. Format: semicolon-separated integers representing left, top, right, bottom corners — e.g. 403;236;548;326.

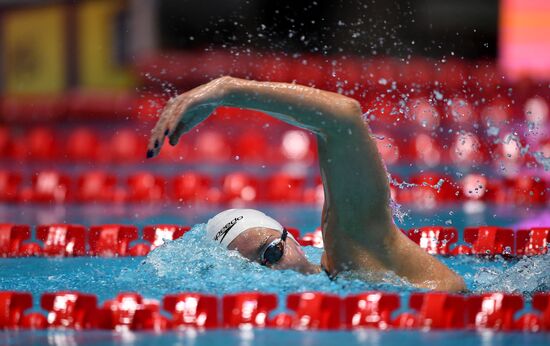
0;169;548;205
0;224;548;258
1;290;548;332
0;124;548;167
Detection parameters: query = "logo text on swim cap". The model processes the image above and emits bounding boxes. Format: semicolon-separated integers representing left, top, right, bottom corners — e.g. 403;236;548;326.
214;216;244;243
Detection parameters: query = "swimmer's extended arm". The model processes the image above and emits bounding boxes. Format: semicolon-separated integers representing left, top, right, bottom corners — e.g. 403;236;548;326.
148;77;387;200
148;76;390;232
147;76;465;292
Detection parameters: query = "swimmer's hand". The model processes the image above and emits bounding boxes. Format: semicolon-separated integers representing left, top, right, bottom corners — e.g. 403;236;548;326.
146;76;231;158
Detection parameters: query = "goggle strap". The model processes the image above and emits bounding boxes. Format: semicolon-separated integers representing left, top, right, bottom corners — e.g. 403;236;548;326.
281;227;288;242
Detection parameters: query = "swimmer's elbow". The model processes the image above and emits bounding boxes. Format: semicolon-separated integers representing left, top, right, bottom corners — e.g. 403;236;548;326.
453;275;467;292
341;99;363;121
325;99;363;135
441;273;467;293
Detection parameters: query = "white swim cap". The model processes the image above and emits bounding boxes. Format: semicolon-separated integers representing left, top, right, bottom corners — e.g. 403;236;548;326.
205;209;287;248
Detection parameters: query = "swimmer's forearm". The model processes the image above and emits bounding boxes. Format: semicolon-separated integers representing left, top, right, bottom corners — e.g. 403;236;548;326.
221;77;363;137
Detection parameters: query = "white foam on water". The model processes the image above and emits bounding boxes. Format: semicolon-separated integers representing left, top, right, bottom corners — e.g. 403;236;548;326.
118;224;550;298
472;255;550;296
121;224;422;297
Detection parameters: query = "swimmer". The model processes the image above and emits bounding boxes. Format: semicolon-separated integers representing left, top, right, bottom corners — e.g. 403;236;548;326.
146;76;466;292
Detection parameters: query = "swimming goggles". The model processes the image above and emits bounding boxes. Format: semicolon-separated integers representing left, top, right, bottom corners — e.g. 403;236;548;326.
260;228;288;266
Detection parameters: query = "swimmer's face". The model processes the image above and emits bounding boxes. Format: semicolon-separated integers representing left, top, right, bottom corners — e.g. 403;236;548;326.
228;227;321;275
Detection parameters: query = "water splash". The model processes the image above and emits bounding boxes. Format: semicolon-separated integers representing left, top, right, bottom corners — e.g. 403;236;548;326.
472;255;550;296
140;72;180;101
486;125;500;137
386;174;446;221
533;151;550;171
122;225;550;298
121;224;417;297
500;133;530;157
389;175;445;192
491;130;550;172
389;198;407;223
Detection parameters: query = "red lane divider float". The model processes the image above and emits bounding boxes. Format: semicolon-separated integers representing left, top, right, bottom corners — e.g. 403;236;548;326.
0;224;30;257
223;292;277;328
516;228;550;256
394;293;465;329
284;292;342;330
89;225;139;257
465;293;523;331
35;224;87;257
344;292;400;329
41;291;98;329
76;171;121;203
1;291;548;332
98;292;170;331
0;224;548;258
407;226;458;255
141;225;190;253
463;226;515;256
164;293;218;329
0;291;33;329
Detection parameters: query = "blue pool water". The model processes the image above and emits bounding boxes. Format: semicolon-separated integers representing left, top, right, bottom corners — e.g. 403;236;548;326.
1;204;549;346
1;203;549;297
1;329;549;346
1;228;549;302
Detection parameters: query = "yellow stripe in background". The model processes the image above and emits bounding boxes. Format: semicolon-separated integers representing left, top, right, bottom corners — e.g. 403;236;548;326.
77;0;135;90
2;5;67;95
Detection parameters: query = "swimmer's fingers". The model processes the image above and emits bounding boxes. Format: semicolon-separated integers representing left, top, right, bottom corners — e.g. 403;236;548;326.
168;122;186;146
147;96;182;157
